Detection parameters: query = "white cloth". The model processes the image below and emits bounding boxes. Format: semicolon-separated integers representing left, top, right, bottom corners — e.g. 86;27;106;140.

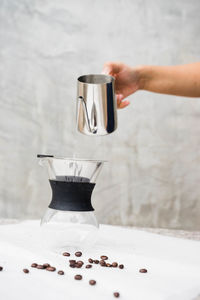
0;220;200;300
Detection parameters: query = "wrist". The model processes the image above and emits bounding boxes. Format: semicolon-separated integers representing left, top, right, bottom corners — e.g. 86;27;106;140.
135;65;152;91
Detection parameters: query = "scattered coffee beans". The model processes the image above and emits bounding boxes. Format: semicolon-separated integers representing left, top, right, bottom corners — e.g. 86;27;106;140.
89;280;96;285
46;266;56;272
100;255;108;260
0;252;126;299
58;270;64;275
37;265;45;269
94;260;99;264
139;268;147;273
85;264;92;269
63;252;70;257
112;262;118;267
74;274;82;280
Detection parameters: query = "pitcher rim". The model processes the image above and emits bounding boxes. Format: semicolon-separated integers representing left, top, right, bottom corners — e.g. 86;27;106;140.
78;74;115;85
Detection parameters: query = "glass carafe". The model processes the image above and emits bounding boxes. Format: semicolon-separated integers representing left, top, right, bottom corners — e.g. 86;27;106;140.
38;155;104;251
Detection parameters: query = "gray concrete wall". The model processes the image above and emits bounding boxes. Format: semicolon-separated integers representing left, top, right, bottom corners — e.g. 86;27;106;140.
0;0;200;229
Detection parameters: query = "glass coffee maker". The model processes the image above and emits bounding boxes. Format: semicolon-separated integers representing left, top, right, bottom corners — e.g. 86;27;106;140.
38;155;104;251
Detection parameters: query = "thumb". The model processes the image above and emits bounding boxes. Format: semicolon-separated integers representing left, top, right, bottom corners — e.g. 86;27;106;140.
102;66;111;75
102;61;122;75
101;65;112;75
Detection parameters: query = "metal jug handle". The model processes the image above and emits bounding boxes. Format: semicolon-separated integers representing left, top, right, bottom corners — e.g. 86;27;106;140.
78;96;97;134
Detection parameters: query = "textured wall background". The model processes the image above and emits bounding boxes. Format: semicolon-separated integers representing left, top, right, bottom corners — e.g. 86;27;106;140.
0;0;200;229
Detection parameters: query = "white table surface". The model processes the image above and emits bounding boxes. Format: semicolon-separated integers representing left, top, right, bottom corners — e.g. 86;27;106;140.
0;220;200;300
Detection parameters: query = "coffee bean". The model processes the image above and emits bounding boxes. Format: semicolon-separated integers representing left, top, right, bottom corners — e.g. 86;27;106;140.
75;251;82;257
100;255;108;260
106;263;112;267
94;260;99;264
69;260;76;264
77;261;84;265
70;264;76;268
139;268;147;273
99;260;105;264
0;266;3;271
113;292;120;298
85;264;92;269
63;252;70;257
37;265;45;269
100;260;106;266
112;262;118;267
74;274;82;280
31;263;37;268
88;258;93;263
89;280;96;285
23;269;29;273
119;264;124;269
46;266;56;272
58;270;64;275
43;263;50;268
75;263;82;268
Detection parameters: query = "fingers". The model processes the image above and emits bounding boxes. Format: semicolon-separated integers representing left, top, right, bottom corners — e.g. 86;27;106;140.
117;94;130;109
102;61;123;75
102;62;130;109
117;94;124;104
118;100;130;109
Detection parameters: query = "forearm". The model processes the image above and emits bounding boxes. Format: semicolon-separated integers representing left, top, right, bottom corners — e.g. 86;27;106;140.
138;63;200;97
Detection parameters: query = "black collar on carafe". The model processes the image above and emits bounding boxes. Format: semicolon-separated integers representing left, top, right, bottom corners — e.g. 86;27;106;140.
49;178;95;212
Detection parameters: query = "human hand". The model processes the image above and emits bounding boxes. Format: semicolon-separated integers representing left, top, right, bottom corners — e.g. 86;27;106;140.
102;62;141;109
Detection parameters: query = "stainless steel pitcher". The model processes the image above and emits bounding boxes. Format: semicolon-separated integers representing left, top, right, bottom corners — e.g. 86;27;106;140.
76;74;117;136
